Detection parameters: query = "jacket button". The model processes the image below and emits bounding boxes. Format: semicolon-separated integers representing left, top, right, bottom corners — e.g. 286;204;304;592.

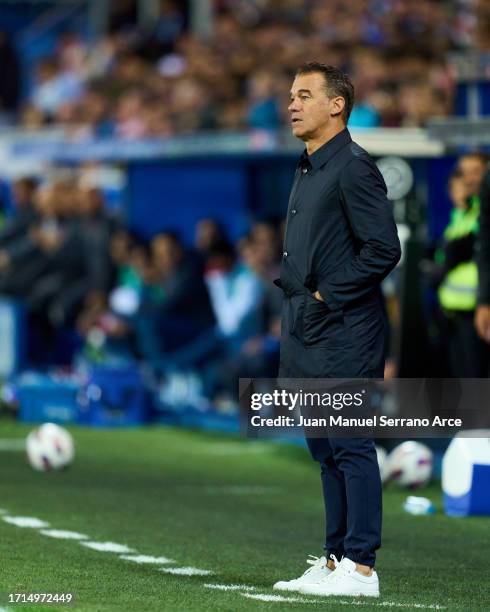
302;167;308;174
283;251;289;258
291;209;297;215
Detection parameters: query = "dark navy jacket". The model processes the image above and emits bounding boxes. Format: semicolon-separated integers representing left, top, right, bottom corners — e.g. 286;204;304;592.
277;128;401;378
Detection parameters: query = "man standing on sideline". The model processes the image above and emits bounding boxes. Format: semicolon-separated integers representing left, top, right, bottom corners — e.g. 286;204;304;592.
476;165;490;350
272;63;400;598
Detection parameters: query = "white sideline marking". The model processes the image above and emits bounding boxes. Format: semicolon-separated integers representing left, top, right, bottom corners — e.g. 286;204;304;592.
242;593;315;603
0;439;25;451
330;602;446;610
159;566;213;576
367;604;445;610
41;529;88;540
0;607;13;611
242;593;445;609
2;516;49;528
204;584;256;592
80;541;135;553
120;554;173;564
0;508;8;514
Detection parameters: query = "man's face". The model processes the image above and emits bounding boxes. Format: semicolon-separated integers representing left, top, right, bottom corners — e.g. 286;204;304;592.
449;177;467;209
459;156;486;196
288;72;341;141
152;236;181;274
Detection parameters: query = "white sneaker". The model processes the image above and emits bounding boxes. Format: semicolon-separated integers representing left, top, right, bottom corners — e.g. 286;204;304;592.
299;557;380;598
273;555;334;592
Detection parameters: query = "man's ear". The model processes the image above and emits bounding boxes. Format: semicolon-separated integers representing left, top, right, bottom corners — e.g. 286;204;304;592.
330;96;346;118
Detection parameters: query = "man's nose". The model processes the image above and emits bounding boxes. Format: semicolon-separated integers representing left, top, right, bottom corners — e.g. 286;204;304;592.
289;98;300;112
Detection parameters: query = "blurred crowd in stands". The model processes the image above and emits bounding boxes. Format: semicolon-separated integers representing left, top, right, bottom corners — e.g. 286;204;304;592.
0;172;282;403
3;149;488;406
0;0;489;134
1;147;488;405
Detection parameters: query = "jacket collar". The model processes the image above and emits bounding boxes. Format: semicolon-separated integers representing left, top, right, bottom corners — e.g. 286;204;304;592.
299;128;352;170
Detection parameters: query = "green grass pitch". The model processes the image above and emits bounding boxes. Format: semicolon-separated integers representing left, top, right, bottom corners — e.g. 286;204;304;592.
0;422;489;611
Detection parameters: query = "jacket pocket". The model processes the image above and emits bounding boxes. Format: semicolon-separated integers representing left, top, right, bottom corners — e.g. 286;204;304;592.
301;293;351;348
287;295;305;339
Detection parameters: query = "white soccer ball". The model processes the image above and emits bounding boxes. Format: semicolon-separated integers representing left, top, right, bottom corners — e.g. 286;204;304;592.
375;445;389;484
388;441;433;489
26;423;75;471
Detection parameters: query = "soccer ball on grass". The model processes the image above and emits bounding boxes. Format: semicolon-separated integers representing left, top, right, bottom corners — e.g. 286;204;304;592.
388;440;433;489
26;423;75;471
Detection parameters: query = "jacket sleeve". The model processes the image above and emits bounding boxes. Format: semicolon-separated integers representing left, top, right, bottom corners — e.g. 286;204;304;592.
317;155;401;310
478;168;490;305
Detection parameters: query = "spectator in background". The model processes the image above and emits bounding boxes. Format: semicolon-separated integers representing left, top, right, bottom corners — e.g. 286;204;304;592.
431;155;488;377
133;231;215;367
397;80;447;127
170;76;215;133
26;187;82;319
106;233;149;319
223;230;282;385
205;238;264;353
0;178;113;355
115;89;150;139
0;181;62;296
247;70;281;130
56;31;87;77
31;57;85;119
0;179;82;357
52;185;114;328
475;165;490;353
162;237;265;398
0;31;20;118
249;219;281;281
194;218;227;260
137;0;186;61
78;89;114;137
77;230;150;357
0;177;38;269
108;230;147;296
459;152;489;200
348;101;380;128
143;101;174;137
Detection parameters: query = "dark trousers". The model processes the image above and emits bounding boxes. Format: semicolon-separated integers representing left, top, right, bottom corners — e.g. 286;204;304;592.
278;289;385;568
307;436;382;567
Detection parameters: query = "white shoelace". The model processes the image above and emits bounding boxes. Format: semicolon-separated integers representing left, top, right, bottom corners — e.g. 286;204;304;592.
312;554;343;584
301;555;326;576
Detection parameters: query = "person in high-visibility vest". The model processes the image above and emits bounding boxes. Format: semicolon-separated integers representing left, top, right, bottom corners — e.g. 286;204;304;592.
436;154;488;377
475;166;490;350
